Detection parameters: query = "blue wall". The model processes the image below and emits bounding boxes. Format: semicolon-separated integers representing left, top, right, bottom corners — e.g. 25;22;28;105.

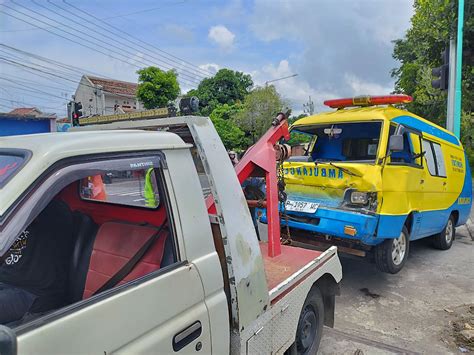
0;119;51;137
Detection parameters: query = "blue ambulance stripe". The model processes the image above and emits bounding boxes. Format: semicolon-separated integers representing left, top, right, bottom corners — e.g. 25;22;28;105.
392;115;460;146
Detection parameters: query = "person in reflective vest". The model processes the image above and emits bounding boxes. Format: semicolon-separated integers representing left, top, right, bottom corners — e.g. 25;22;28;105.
144;168;158;207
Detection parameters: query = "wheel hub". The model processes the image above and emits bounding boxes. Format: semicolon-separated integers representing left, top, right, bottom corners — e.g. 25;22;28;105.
445;219;453;244
299;307;317;352
391;232;407;266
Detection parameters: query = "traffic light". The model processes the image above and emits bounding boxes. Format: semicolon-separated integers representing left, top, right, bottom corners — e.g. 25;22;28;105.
72;101;83;125
431;48;449;90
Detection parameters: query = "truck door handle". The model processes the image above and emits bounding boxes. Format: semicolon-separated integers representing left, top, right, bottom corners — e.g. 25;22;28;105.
420;179;424;184
173;321;202;352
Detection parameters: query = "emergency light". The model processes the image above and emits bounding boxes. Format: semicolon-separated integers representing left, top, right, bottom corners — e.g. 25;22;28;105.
324;95;413;109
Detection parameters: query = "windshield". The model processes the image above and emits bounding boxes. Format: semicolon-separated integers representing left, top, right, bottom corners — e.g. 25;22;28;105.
0;151;28;188
292;121;382;163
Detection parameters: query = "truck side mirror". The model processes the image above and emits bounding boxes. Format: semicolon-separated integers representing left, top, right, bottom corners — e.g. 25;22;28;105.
389;134;404;152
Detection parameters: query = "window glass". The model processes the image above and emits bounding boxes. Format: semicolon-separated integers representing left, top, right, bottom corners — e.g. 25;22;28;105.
80;168;160;208
389;131;421;166
432;142;446;177
409;133;423;166
295;122;382;163
0;154;25;187
422;140;437;175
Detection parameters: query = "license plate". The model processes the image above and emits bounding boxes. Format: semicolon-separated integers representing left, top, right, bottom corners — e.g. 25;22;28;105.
285;199;319;213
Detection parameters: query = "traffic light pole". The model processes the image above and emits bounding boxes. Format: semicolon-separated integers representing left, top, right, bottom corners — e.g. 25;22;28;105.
447;39;456;134
453;0;465;138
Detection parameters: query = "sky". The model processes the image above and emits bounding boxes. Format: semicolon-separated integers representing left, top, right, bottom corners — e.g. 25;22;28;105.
0;0;414;117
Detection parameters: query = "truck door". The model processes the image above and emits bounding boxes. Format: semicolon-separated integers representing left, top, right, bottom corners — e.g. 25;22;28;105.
1;154;212;354
383;126;424;237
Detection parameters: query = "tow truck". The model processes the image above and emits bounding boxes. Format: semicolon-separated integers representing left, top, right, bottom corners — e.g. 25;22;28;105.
0;112;342;354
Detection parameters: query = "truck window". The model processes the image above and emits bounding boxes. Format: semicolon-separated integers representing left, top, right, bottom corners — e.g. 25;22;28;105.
0;151;29;188
79;168;160;208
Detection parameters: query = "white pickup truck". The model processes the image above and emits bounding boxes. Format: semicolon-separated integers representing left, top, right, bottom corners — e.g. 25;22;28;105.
0;114;342;354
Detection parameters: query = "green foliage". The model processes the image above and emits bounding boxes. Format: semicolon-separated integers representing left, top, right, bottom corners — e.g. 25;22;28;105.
136;67;180;109
209;104;248;150
287;114;312;146
190;69;253;116
234;85;286;144
391;0;474;143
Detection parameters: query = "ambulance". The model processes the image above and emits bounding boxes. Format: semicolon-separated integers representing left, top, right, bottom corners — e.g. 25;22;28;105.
280;95;472;273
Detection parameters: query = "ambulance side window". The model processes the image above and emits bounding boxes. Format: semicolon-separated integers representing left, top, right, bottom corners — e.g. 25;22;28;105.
423;139;447;177
422;139;437;175
389;125;422;167
409;133;423;167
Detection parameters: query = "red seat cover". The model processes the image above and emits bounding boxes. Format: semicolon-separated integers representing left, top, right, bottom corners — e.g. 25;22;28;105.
83;222;167;299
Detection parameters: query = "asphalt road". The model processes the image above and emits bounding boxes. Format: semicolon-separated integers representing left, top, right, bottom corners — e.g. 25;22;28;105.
319;216;474;354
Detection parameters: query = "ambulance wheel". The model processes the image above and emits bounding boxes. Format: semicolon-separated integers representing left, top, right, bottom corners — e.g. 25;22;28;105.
375;226;410;274
290;286;324;355
433;215;455;250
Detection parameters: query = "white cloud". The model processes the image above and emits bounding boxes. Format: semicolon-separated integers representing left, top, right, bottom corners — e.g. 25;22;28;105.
208;25;235;51
344;73;394;96
249;0;413;97
162;24;194;42
199;63;220;75
252;59;337;114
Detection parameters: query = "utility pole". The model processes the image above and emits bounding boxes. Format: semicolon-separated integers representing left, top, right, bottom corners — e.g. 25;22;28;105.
453;0;464;138
433;0;464;138
303;96;314;115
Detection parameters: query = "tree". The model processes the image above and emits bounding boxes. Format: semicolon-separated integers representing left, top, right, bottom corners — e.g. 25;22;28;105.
391;0;474;152
191;69;253;115
234;85;286;143
209;104;247;150
136;67;180;109
287;114;312;146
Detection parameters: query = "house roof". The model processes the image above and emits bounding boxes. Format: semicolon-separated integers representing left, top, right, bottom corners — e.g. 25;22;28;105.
87;76;138;97
8;107;42;116
0;107;56;121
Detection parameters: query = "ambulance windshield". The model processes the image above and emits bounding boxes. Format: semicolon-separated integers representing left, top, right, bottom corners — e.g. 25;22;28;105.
293;121;382;163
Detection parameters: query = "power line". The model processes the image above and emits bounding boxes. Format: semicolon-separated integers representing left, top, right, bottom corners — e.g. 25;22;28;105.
32;0;206;83
0;56;140;100
0;1;187;32
2;2;202;86
0;73;75;92
0;7;199;88
62;0;213;78
0;97;64;111
0;78;70;100
102;0;188;20
48;0;204;79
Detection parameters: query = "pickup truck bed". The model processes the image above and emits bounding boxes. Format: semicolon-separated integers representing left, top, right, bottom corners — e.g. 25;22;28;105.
260;242;322;290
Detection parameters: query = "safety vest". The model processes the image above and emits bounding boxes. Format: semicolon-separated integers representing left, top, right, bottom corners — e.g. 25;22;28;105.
144;168;157;207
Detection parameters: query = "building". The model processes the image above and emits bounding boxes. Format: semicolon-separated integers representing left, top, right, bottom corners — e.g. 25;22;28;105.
74;75;142;116
0;108;56;136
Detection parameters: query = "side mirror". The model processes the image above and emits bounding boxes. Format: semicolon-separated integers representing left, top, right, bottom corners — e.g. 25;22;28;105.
389;134;404;152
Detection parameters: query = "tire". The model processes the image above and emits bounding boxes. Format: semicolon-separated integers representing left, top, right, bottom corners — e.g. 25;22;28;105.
375;226;410;274
290;286;324;355
433;215;455;250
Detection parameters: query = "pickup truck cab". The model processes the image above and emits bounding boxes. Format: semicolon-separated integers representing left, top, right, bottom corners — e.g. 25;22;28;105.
0;115;342;354
278;95;472;274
